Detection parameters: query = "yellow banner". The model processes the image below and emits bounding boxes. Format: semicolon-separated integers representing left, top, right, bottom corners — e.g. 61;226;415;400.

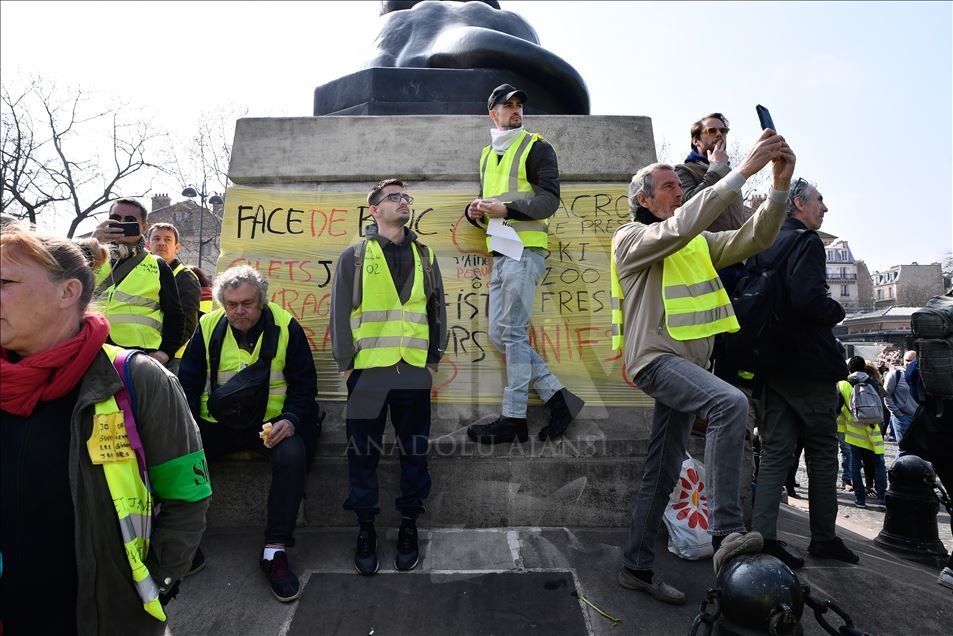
218;184;650;406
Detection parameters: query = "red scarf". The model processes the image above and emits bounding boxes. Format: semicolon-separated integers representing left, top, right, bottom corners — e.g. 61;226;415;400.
1;313;111;417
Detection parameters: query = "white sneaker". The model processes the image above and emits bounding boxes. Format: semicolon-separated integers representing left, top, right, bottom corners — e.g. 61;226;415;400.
713;531;764;576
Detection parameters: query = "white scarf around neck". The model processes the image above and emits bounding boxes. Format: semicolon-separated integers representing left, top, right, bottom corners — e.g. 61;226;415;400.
490;126;525;154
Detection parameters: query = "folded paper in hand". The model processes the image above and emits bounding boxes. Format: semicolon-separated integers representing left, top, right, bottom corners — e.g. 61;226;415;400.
486;218;524;260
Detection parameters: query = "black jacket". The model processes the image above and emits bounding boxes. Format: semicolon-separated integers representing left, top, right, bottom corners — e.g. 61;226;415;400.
748;217;847;382
170;259;202;350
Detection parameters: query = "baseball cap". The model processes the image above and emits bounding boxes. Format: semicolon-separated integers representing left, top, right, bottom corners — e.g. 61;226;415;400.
487;84;527;111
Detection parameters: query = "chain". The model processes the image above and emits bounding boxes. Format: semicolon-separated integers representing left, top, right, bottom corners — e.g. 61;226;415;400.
801;585;871;636
688;589;721;636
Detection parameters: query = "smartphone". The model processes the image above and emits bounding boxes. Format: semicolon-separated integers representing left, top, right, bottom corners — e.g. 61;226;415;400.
756;104;776;132
109;221;141;237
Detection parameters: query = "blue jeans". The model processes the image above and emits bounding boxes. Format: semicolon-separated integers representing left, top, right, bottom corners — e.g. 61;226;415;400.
849;444;887;504
488;249;562;418
623;355;748;570
891;414;912;454
839;436;852;483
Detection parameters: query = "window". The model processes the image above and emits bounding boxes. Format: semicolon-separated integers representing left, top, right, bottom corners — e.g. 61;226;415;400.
877;289;883;300
841;285;849;297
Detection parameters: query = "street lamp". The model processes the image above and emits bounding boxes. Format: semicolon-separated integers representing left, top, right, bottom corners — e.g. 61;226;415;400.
181;183;224;269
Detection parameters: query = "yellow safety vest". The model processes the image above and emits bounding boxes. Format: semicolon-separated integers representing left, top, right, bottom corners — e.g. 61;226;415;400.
172;263;200;359
609;225;739;347
198;303;291;424
351;240;430;369
199;298;214;315
838;380;885;454
479;130;550;251
100;253;164;350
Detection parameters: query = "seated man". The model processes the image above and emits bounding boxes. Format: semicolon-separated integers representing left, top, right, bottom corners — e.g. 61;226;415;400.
178;265;317;603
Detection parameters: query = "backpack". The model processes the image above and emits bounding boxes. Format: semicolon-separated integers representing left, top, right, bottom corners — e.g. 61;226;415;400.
849;378;885;425
911;292;953;400
723;229;806;372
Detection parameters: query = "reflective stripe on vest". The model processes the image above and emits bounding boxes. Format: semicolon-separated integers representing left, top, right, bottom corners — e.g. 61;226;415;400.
198;303;292;424
102;252;164;350
479;131;550;250
96;345;166;622
838;380;884;454
609;238;625;350
660;233;739;340
351;240;430;369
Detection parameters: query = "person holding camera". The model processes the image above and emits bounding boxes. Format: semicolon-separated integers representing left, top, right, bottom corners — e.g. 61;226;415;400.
92;199;184;365
177;265;318;603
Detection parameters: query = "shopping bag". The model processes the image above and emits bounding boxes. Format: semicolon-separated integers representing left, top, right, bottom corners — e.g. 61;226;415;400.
662;453;714;560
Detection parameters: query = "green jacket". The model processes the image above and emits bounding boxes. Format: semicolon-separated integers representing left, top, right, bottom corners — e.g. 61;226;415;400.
71;349;209;634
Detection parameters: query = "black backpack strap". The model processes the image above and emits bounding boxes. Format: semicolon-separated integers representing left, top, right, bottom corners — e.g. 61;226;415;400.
352;239;368;309
414;239;437;301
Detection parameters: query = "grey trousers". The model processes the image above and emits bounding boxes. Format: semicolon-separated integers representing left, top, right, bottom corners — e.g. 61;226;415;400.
623;354;748;570
752;375;840;542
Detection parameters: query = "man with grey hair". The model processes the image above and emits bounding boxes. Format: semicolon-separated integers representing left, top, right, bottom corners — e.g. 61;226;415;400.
178;264;318;603
610;129;794;603
746;178;857;569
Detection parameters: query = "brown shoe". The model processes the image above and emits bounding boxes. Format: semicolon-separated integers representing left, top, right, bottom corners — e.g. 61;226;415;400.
617;569;685;605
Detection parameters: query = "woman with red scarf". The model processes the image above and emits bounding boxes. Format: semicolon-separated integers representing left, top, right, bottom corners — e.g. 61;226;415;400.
0;227;210;635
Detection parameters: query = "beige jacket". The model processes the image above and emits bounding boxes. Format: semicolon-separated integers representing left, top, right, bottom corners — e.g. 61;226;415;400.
612;175;787;381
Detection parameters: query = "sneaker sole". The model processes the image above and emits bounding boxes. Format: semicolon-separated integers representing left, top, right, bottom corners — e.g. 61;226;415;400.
355;560;380;576
466;432;528;444
273;586;302;603
395;555;419;571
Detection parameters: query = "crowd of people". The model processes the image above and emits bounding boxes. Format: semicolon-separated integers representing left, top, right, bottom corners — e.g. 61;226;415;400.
2;86;950;634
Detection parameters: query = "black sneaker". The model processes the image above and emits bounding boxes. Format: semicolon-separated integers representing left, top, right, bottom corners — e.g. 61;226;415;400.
539;389;585;441
808;537;860;564
259;551;301;602
184;547;206;578
467;416;528;444
762;539;804;570
395;524;420;571
355;527;379;576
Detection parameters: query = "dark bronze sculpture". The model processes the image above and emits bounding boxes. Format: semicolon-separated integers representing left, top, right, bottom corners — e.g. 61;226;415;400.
313;0;589;116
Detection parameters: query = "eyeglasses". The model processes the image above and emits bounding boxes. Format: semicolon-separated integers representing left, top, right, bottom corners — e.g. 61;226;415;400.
702;126;730;135
375;192;414;205
792;177;809;194
109;214;140;223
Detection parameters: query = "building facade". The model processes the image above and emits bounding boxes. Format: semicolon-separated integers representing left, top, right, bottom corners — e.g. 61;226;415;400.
148;194;223;273
871;263;944;309
824;238;861;313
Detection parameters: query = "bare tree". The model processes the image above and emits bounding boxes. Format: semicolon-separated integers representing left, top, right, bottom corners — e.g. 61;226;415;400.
1;77;165;236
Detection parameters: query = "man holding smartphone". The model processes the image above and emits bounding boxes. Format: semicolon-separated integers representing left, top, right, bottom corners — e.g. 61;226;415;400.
92;198;184;365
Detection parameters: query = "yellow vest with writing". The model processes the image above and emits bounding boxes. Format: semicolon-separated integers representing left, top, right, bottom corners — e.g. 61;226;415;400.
838;380;885;454
100;253;164;350
93;344;165;621
198;303;291;424
351;240;430;369
609;225;739;348
479;130;550;251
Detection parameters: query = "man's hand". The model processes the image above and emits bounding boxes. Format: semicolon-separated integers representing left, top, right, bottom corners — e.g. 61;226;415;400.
468;198;507;220
148;350;170;365
92;219;124;244
265;419;295;448
428;367;437;380
771;141;796;190
737;129;784;178
707;139;729;165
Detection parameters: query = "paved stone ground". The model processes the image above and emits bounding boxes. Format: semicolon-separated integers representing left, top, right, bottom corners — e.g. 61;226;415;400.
169;502;953;636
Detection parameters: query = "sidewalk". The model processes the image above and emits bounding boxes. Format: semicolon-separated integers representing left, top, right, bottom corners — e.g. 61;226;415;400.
169;504;952;635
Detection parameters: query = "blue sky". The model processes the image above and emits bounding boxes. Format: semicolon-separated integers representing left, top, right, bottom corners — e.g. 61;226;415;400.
2;0;950;272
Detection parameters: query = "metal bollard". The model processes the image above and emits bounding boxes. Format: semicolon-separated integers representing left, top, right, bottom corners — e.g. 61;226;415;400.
875;454;949;566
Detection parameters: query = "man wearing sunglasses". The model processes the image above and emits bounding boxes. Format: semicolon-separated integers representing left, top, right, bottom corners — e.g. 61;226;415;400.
465;84;584;445
676;114;745;234
331;179;447;576
91;199;184;366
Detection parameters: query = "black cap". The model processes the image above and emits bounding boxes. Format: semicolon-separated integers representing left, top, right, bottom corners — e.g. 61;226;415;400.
487;84;527;111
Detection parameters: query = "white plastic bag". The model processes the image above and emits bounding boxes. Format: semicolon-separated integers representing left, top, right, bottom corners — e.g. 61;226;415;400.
662;453;714;560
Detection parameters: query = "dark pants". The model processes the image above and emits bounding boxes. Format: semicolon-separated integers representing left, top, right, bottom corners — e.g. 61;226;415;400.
198;419;306;546
343;363;433;523
849;445;887;504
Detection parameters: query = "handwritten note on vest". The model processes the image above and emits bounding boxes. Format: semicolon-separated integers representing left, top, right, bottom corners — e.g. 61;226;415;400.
88;411;134;464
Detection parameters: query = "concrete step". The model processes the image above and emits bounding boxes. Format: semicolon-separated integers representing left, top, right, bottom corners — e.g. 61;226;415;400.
205;403;740;528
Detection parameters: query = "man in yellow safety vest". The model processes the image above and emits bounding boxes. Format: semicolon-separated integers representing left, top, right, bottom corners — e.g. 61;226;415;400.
148;222;201;373
465;84;584;445
178;265;318;603
92;199;184;366
612;130;795;604
331;179;447;577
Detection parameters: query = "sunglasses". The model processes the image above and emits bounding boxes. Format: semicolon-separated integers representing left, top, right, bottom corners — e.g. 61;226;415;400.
702;126;730;135
109;214;140;224
375;192;414;205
